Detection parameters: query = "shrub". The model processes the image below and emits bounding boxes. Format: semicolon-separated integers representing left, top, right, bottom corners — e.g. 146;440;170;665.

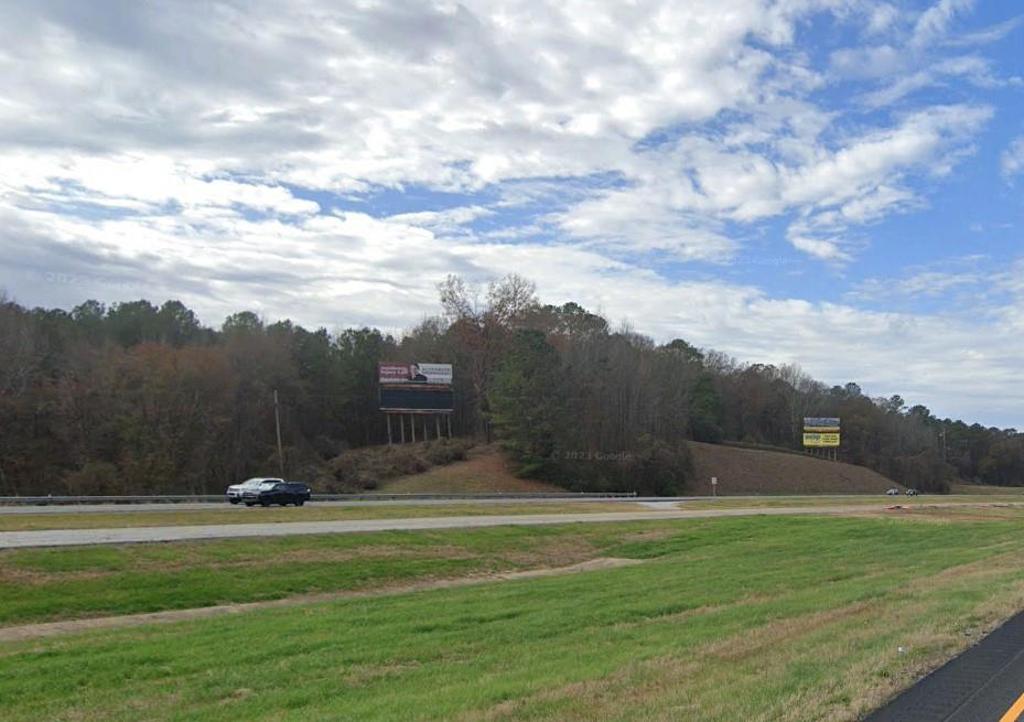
885;451;953;494
63;462;123;495
318;439;474;492
551;435;693;496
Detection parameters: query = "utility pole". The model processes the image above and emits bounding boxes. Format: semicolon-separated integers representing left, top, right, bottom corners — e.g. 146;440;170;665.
274;389;285;476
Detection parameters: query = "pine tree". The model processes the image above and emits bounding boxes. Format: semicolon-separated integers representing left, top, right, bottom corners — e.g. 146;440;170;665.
488;329;566;478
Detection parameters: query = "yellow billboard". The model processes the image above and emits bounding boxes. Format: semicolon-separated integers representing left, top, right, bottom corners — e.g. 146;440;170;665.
803;432;840;447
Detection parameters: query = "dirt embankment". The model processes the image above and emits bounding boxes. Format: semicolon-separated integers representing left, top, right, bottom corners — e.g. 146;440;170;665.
688;441;900;495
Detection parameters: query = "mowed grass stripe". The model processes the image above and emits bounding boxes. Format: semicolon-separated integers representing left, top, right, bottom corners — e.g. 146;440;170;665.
2;514;1024;720
0;523;631;626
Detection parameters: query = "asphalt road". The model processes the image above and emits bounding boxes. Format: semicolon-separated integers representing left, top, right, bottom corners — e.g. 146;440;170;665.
0;504;892;548
866;611;1024;721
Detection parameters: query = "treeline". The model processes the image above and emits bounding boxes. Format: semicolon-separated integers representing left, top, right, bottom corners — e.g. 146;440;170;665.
1;277;1021;496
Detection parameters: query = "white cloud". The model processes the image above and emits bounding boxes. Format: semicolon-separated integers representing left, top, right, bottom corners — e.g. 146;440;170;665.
860;56;1011;108
554;186;738;262
787;233;851;262
562;103;989;262
830;44;905;80
865;3;900;35
0;153;319;216
1001;137;1024;180
0;1;997;267
850;269;982;302
945;16;1023;47
386;206;493;234
912;0;975;48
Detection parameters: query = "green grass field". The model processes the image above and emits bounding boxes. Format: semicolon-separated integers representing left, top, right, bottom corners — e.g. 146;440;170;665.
0;501;640;532
3;509;1024;720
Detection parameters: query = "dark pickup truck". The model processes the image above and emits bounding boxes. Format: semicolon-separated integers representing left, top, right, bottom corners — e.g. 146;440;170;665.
242;481;312;507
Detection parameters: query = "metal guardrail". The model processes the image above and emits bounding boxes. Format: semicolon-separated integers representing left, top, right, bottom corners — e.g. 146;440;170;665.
0;491;639;506
324;492;638;501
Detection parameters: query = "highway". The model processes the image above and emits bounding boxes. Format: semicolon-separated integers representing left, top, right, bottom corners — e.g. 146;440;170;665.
0;502;999;549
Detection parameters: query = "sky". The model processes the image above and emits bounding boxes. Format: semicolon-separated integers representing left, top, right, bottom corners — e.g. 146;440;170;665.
0;0;1022;427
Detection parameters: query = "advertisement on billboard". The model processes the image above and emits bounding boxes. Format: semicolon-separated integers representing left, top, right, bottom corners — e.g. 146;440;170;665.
379;363;453;386
803;432;841;447
379;362;454;413
803;417;840;431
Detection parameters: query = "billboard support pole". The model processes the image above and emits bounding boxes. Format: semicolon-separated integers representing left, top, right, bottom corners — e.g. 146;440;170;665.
386;414;393;446
400;415;406;444
435;415;441;440
446;414;452;439
411;415;416;443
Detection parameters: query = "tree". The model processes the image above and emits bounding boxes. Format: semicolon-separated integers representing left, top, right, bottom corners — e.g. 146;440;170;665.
157;300;202;346
690;374;723;442
222;311;264;336
664;338;704;364
486;273;538;327
107;300;160;346
488;329;566;478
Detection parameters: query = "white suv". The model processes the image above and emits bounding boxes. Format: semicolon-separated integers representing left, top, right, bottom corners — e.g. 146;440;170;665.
226;477;283;504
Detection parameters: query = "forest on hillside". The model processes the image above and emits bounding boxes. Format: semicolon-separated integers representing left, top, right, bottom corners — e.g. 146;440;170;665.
1;275;1021;496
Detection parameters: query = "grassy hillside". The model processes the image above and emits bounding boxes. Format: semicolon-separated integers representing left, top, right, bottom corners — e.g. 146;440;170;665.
308;436;914;497
371;441;902;496
688;441;901;495
378;444;562;494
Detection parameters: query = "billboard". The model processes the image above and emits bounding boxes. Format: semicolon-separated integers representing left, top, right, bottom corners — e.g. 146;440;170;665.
803;432;840;447
379;363;452;386
803;417;840;431
379;362;454;413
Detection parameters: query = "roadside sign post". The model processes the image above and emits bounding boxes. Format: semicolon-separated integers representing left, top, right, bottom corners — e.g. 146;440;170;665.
711;476;717;497
273;389;285;476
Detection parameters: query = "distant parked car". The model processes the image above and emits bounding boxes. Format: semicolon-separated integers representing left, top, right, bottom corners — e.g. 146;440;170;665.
243;481;312;507
886;488;900;496
905;489;919;496
226;477;283;504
